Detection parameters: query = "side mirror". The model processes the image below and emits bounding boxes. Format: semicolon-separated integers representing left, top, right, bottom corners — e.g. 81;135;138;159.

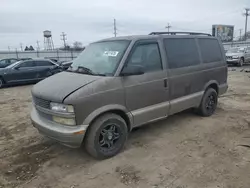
121;65;144;76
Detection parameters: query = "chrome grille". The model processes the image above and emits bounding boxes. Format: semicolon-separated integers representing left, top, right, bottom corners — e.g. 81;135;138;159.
226;56;232;59
33;97;50;109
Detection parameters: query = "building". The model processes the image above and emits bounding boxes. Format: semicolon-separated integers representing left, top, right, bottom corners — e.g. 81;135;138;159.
212;25;234;42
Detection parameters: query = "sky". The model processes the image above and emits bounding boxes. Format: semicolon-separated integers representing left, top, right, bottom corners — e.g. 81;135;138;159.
0;0;249;50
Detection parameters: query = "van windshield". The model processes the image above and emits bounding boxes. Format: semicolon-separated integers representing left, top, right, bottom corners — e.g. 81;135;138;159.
69;40;130;76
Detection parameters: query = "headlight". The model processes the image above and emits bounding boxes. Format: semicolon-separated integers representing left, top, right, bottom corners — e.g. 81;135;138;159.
50;102;74;113
52;116;76;126
232;56;239;59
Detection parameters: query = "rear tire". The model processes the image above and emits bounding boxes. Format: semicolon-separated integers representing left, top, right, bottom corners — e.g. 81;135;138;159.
84;113;128;159
238;58;244;67
0;78;4;88
197;88;218;117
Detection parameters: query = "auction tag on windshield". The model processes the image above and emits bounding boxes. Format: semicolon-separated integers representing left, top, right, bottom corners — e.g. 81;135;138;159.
103;51;119;57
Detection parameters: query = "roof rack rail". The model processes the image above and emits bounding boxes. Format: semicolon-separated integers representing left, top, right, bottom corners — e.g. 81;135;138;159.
149;32;211;36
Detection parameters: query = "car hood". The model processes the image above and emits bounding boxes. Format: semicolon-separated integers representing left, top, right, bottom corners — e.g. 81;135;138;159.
226;52;243;56
32;71;101;103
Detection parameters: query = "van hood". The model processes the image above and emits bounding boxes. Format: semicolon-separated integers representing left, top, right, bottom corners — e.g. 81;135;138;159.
32;71;101;103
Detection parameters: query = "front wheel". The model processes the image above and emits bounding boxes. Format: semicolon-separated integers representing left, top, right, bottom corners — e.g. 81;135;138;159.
238;58;244;67
197;88;218;117
84;113;128;159
0;78;4;88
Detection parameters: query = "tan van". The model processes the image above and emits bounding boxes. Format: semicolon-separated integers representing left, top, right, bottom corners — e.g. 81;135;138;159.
31;32;228;159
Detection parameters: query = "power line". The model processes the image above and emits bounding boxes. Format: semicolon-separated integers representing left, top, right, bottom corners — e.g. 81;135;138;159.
61;32;67;48
114;19;117;37
165;23;171;33
243;8;250;41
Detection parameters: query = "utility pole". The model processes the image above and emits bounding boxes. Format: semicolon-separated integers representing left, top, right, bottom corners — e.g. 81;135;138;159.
61;32;67;48
165;23;171;33
113;19;117;37
36;40;40;51
243;8;250;41
239;29;242;41
20;43;23;51
8;46;10;52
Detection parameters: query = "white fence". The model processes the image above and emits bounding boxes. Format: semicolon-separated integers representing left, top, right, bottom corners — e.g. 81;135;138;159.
223;41;250;50
0;50;83;61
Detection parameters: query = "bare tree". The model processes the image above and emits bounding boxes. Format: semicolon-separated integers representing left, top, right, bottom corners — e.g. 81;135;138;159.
73;41;83;50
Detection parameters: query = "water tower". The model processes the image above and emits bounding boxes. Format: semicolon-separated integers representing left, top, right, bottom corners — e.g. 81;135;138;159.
43;30;54;50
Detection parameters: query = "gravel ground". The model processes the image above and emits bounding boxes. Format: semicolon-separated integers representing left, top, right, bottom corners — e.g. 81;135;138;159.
1;68;250;188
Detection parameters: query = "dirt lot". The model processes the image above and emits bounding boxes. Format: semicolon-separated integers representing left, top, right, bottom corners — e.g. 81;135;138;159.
1;68;250;188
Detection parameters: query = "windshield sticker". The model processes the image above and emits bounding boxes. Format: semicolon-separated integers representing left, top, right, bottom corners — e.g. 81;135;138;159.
103;51;119;57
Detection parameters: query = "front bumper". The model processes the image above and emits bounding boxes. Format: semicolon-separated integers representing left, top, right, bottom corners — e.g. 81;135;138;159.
226;59;240;64
31;108;88;148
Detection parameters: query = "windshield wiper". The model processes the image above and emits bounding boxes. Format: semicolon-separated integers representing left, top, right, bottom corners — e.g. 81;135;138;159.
76;66;95;75
67;65;106;76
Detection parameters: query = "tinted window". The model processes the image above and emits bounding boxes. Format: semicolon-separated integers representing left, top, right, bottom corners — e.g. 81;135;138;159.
164;38;200;69
127;43;162;72
10;59;17;63
36;60;54;66
198;39;222;63
19;61;35;68
0;59;8;64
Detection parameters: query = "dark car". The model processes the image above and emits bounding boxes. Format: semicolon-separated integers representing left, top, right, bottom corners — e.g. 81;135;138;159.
0;59;62;88
0;58;19;68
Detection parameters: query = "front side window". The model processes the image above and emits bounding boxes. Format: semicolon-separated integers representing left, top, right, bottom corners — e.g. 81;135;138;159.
126;43;162;72
164;38;200;69
198;39;223;63
70;40;130;76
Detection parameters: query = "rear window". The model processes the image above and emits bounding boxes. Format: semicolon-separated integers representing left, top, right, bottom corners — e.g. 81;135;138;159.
36;60;54;66
164;38;200;69
198;39;223;63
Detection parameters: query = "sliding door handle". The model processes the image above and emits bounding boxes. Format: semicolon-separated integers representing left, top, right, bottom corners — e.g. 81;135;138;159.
164;79;168;88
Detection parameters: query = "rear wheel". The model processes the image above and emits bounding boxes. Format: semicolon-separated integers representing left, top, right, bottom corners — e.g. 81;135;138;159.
0;78;4;88
84;113;128;159
238;58;244;67
197;88;218;117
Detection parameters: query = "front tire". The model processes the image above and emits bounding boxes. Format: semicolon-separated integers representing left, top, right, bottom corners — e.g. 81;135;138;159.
0;78;4;88
238;58;244;67
85;113;128;159
197;88;218;117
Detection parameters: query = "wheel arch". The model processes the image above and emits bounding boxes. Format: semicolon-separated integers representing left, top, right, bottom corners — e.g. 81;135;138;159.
83;104;133;132
203;80;219;94
0;75;6;84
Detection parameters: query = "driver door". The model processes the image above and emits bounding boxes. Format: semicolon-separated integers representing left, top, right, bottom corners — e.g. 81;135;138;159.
121;40;169;127
6;60;37;83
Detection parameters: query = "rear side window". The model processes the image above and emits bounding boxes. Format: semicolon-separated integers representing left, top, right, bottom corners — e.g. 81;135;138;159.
36;60;54;66
198;39;222;63
164;38;200;69
19;61;35;68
